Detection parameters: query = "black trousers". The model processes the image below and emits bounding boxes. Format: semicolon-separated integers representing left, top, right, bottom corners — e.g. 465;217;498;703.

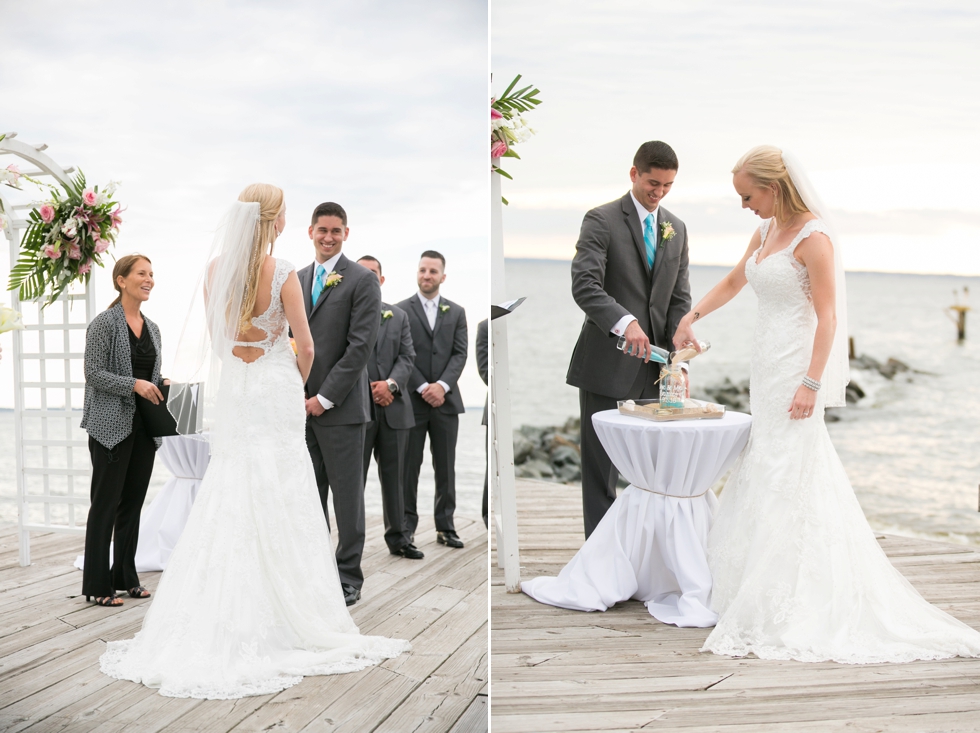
579;362;661;538
82;417;155;598
362;418;411;552
306;420;367;589
404;408;459;535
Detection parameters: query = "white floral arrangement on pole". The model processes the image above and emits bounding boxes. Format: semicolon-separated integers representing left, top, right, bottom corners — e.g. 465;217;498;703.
491;74;541;204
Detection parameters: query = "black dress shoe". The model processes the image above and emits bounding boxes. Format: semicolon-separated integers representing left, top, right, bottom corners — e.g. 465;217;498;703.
341;583;361;606
391;544;425;559
436;530;464;548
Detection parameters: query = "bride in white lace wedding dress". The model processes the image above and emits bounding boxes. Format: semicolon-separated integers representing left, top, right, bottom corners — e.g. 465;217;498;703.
673;147;980;663
100;185;408;699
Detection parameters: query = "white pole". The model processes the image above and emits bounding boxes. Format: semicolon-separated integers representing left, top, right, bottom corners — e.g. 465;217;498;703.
490;161;521;592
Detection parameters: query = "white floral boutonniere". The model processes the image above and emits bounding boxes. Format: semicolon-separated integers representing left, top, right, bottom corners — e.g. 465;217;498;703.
325;271;342;288
439;304;450;313
660;221;675;250
381;309;393;322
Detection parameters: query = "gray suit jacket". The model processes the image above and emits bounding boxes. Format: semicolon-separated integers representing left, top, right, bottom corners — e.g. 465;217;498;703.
81;303;163;450
566;192;692;398
298;254;382;426
368;303;416;430
477;318;488;426
396;294;468;416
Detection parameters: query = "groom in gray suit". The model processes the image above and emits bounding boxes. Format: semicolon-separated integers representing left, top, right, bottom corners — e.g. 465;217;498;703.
299;202;381;606
566;141;692;538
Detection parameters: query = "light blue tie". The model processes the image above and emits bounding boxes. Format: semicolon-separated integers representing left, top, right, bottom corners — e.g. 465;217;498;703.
311;264;326;305
643;213;656;269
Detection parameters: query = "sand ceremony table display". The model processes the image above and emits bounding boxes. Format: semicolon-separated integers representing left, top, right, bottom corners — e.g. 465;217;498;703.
522;409;752;628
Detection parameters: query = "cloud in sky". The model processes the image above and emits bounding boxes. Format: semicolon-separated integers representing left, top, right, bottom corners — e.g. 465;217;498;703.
0;0;489;409
492;0;980;274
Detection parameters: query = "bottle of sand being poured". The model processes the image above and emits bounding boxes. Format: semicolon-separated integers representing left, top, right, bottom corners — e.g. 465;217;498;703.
670;340;711;364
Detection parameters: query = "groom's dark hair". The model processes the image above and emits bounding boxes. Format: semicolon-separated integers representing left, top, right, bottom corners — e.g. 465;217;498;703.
633;141;679;173
420;250;446;268
311;202;347;227
357;255;381;275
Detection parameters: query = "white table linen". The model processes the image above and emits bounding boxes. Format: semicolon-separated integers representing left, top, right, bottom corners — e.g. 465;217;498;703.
521;409;751;628
75;435;211;573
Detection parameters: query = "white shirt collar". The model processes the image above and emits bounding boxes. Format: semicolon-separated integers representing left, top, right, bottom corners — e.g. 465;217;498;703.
629;190;658;228
417;291;441;308
314;252;342;275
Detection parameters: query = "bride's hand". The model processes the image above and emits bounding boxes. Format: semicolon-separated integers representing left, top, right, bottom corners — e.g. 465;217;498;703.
788;384;817;420
673;319;697;352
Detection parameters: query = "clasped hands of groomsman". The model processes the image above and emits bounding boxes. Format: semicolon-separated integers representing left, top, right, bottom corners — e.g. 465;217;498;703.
298;202;469;607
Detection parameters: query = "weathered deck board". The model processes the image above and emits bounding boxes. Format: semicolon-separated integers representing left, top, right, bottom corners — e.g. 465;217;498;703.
492;478;980;732
0;512;488;732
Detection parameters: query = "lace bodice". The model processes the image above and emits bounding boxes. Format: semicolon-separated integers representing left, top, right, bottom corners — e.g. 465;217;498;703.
743;218;830;424
231;258;294;354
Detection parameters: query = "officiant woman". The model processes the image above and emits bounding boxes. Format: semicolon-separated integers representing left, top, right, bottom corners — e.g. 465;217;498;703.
80;254;165;607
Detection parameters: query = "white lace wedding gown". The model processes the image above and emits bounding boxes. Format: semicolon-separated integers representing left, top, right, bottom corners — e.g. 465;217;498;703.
100;259;409;698
702;219;980;663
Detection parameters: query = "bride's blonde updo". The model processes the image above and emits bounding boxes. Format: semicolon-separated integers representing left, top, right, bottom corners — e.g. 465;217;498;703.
236;183;285;333
732;145;809;224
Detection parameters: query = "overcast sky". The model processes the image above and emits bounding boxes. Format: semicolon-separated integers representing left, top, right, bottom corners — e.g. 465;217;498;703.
493;0;980;275
0;0;488;409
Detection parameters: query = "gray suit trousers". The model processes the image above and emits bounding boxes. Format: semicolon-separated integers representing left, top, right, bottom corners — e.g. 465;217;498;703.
306;420;367;589
580;360;661;538
363;418;411;552
404;408;458;534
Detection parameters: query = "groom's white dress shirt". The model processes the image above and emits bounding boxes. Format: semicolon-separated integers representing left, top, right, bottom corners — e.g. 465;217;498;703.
415;292;451;396
610;191;660;339
311;253;343;410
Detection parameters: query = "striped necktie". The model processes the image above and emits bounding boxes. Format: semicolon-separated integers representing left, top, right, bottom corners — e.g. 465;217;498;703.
311;264;326;305
643;213;656;269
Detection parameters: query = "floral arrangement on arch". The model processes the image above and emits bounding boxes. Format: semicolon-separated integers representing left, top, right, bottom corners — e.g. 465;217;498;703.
491;74;541;203
6;168;123;307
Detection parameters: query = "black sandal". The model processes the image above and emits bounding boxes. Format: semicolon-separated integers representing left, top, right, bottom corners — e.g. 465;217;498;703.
87;595;123;607
128;586;151;598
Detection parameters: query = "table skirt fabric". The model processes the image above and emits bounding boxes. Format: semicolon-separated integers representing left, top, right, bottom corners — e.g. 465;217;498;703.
522;410;751;628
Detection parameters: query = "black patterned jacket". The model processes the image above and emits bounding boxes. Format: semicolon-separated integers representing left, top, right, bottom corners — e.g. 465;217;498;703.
80;303;163;449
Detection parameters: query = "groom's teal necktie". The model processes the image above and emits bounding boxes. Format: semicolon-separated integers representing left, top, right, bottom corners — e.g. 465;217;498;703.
311;264;326;305
643;213;657;269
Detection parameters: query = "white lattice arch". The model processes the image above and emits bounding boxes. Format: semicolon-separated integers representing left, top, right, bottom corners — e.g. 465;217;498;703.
1;132;95;567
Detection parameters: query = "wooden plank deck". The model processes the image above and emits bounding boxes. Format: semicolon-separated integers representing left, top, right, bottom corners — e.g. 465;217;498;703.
0;513;488;732
492;478;980;732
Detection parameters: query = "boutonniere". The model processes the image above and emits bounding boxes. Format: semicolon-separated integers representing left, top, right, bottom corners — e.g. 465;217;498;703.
325;271;342;288
439;304;450;313
381;309;393;322
660;221;675;250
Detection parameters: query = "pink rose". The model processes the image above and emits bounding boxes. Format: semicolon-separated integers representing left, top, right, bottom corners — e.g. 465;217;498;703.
491;140;508;158
94;238;111;254
67;244;82;260
43;244;60;259
82;189;97;207
78;260;92;275
39;204;56;223
491;107;503;120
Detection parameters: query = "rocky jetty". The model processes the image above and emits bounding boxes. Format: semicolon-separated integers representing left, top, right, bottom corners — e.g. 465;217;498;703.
512;353;915;482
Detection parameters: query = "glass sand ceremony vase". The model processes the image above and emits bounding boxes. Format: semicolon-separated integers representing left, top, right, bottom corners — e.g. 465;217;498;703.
659;364;688;409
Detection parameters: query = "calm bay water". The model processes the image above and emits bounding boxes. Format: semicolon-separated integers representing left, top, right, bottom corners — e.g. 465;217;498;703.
504;259;980;545
0;409;487;527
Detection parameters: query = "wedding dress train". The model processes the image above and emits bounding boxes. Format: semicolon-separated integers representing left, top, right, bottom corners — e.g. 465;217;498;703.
702;219;980;663
100;258;409;698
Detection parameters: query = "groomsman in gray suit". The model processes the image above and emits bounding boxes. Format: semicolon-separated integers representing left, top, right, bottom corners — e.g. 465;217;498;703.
298;202;381;606
356;255;424;560
566;141;692;538
397;251;468;549
476;318;489;528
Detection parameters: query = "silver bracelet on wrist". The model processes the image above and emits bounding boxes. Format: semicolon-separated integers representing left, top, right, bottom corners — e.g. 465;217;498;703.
802;376;821;392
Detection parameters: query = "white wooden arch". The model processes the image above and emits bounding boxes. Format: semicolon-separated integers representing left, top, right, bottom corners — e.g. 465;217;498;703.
1;132;94;567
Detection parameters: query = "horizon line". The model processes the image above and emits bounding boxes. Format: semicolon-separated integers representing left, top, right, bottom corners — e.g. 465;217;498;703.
503;257;980;278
